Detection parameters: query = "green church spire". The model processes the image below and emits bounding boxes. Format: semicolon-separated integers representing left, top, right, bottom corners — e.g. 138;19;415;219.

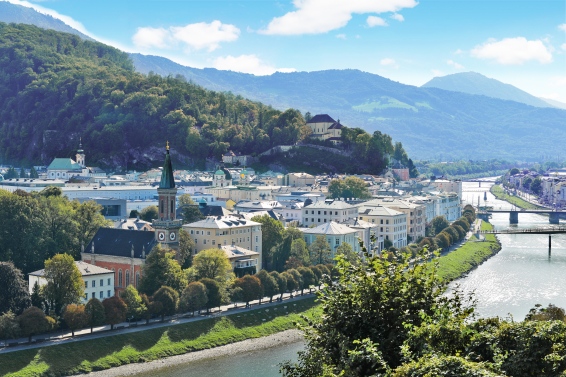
159;141;175;189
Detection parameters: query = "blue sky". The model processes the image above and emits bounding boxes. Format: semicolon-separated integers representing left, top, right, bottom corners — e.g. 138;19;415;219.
5;0;566;102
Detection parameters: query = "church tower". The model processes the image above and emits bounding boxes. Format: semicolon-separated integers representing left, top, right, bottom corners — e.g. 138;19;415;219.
152;142;182;250
76;138;86;168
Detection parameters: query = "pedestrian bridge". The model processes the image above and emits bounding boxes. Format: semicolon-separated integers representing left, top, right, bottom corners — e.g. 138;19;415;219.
481;209;566;224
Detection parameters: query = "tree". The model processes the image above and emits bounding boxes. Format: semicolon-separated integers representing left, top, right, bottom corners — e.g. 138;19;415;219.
0;311;21;340
435;231;452;249
178;194;205;224
509;168;520;176
18;306;52;342
152;286;179;321
233;275;263;307
177;228;195;268
19;168;27;178
190;248;234;287
119;285;145;321
281;271;297;297
43;254;84;316
251;214;284;270
531;177;542;195
140;205;158;222
102;296;127;330
0;262;31;315
309;236;332;265
297;267;316;295
444;226;460;243
31;281;44;310
85;298;106;333
63;304;88;336
335;243;360;266
328;176;371;199
286;269;303;297
129;209;140;218
139;245;187;295
430;216;450;236
4;167;18;179
179;281;208;315
289;239;310;267
270;271;287;301
200;278;222;312
73;200;111;258
257;270;278;303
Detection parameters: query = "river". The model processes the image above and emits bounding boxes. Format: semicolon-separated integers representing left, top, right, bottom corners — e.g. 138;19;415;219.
454;181;566;319
148;181;566;376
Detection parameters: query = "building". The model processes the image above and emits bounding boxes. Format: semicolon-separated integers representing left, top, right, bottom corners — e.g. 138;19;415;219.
425;179;463;200
222;151;255;166
115;218;154;231
306;114;343;144
220;244;261;276
301;221;360;257
285;172;316;187
357;205;407;248
47;141;106;181
182;216;263;259
359;198;425;242
301;199;358;226
29;261;114;303
233;200;283;213
340;217;383;255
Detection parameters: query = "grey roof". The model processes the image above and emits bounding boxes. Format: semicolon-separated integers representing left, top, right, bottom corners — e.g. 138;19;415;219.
30;261;113;277
302;221;357;235
183;216;261;229
159;147;175;189
307;114;336;123
304;199;355;210
221;245;260;260
85;228;157;259
328;121;343;129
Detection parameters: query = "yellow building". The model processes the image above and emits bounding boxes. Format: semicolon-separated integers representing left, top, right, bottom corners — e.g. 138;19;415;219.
306;114;343;144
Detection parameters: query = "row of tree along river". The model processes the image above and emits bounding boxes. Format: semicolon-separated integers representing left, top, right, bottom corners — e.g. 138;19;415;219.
149;180;566;376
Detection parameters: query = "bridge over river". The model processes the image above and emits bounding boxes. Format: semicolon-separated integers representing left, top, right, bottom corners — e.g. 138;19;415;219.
478;209;566;224
479;227;566;256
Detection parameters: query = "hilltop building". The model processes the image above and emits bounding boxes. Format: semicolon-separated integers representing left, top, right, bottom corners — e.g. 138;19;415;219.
306;114;343;145
47;140;105;180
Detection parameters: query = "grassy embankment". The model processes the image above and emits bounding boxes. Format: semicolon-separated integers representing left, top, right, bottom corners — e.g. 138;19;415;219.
490;184;546;210
0;298;318;377
433;221;501;283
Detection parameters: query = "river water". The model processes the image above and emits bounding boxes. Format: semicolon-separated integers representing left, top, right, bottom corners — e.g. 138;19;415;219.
146;181;566;376
454;181;566;319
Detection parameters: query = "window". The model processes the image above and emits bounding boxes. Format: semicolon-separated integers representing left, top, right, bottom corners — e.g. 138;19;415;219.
118;270;123;288
212;240;215;245
335;239;339;245
108;278;111;286
84;294;88;300
135;272;140;288
190;230;194;234
203;239;207;244
380;219;383;224
125;270;130;287
92;280;96;288
92;292;95;299
100;279;104;287
107;290;111;297
85;281;88;288
99;291;103;299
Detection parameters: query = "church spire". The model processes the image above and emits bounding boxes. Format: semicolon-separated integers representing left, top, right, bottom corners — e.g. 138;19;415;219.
159;141;175;189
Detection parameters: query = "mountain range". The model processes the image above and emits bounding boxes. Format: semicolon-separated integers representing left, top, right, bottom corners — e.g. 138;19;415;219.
1;2;565;161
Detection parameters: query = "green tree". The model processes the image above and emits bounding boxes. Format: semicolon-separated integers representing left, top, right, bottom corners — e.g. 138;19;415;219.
73;200;111;257
286;269;303;297
18;306;53;342
179;281;208;315
85;297;106;333
200;278;222;312
63;304;88;337
19;168;27;178
152;286;179;321
29;167;39;179
43;254;84;316
178;194;205;224
281;271;297;297
309;236;332;265
251;214;284;270
4;167;17;179
335;243;360;266
270;271;287;301
0;262;31;315
0;311;21;340
102;296;127;330
297;267;316;295
430;216;450;236
233;275;263;307
139;245;187;295
289;238;310;267
328;176;371;200
129;209;140;218
530;177;542;195
119;285;146;321
256;270;278;303
177;228;194;268
140;205;158;222
190;248;234;287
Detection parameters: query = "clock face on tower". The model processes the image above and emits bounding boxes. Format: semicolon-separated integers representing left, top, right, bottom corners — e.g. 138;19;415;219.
158;232;165;241
169;232;176;241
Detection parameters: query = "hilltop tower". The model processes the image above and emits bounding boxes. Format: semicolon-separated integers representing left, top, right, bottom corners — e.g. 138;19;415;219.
76;138;86;168
152;142;182;250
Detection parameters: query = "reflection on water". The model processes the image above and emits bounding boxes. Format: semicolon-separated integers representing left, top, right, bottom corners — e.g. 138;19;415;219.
450;182;566;319
137;340;304;377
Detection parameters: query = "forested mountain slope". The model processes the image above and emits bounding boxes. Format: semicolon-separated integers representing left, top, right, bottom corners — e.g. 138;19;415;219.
0;23;404;174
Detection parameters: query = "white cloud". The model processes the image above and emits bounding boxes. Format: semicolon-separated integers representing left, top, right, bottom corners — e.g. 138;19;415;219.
447;59;464;69
132;27;171;49
559;24;566;32
390;13;404;22
454;49;464;55
367;16;388;27
380;58;398;68
259;0;417;35
336;33;347;40
133;21;240;52
562;43;566;51
213;54;296;76
471;37;553;65
550;76;566;87
431;69;444;77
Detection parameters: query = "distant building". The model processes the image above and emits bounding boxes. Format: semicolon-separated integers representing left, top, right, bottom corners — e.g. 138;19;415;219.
301;221;360;257
29;261;115;303
301;199;358;226
47;141;106;180
306;114;343;145
285;172;316;187
222;151;255;166
220;244;261;276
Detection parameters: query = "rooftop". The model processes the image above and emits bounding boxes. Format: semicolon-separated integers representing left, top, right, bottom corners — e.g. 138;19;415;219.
30;261;113;277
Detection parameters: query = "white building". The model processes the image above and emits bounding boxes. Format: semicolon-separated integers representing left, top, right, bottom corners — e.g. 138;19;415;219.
301;221;360;258
28;261;115;303
220;244;261;276
357;205;407;249
301;199;358;226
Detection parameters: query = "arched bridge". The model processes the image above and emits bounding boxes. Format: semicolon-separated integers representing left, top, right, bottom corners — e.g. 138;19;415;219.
478;227;566;256
480;209;566;224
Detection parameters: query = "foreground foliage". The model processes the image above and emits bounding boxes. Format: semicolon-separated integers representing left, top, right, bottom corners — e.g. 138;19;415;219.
281;249;566;377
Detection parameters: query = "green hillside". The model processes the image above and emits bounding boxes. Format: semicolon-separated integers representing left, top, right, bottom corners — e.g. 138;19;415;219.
0;23;402;174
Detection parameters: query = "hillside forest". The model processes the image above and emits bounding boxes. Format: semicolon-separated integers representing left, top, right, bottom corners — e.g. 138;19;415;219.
0;23;409;174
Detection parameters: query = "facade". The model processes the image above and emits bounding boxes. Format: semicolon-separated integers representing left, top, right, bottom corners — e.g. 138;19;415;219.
357;205;407;248
426;179;463;199
115;218;154;231
275;199;305;224
29;261;114;303
391;168;410;181
233;200;283;213
285;172;316;187
340;217;383;255
301;199;358;226
47;142;106;180
182;216;263;257
220;244;261;276
301;221;360;257
222;151;255;166
360;198;425;242
306;114;343;144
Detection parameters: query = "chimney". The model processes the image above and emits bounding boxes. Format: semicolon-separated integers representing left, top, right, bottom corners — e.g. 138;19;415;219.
142;245;146;259
131;244;134;258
